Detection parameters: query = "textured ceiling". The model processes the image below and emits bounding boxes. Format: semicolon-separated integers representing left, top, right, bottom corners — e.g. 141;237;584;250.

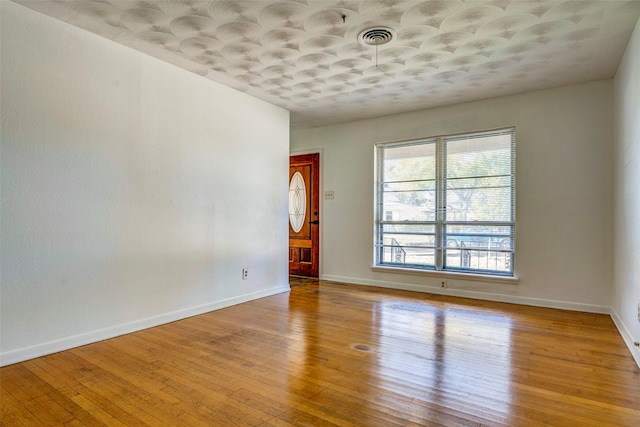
14;0;640;129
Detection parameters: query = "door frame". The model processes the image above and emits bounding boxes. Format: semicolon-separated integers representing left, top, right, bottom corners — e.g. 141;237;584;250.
289;148;322;277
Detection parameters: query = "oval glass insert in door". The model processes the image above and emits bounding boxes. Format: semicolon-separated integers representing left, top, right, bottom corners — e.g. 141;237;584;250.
289;171;306;233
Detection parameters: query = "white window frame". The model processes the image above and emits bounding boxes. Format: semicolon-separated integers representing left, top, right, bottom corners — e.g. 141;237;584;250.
374;127;516;280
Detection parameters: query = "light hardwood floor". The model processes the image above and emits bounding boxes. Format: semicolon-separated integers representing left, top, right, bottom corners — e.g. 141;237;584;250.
2;279;639;426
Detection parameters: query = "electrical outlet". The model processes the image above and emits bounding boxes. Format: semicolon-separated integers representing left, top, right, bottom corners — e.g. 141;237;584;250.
242;268;248;280
637;303;640;322
440;280;447;288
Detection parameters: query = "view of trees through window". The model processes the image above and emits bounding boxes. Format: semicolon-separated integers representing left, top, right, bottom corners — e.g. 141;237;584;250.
376;128;515;276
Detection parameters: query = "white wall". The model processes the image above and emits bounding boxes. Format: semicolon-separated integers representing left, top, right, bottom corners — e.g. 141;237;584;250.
0;2;290;366
612;17;640;367
292;80;613;313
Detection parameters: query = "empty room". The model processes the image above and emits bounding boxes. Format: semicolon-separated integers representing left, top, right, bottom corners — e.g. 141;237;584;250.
1;1;639;425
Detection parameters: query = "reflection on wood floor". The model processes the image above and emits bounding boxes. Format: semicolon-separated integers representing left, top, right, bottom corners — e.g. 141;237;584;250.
2;279;639;426
289;275;320;287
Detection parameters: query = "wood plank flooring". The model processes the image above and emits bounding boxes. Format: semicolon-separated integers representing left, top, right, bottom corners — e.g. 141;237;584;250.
2;280;639;426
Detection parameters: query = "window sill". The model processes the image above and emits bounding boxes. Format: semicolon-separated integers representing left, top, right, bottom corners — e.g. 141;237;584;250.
371;265;519;285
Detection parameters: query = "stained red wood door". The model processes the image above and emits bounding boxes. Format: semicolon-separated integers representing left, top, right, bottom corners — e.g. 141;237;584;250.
289;153;319;277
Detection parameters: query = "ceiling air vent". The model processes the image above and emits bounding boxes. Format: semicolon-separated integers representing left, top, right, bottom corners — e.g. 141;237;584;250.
358;27;396;46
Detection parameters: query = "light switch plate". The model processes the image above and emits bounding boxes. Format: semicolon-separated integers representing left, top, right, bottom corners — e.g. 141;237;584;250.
324;191;334;200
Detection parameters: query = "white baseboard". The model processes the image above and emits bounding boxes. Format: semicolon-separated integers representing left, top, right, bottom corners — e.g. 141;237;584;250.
0;285;290;367
610;309;640;369
321;274;610;314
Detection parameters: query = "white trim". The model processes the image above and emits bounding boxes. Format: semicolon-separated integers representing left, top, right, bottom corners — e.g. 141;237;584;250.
0;285;290;367
371;266;519;284
290;148;323;157
322;274;610;314
610;308;640;369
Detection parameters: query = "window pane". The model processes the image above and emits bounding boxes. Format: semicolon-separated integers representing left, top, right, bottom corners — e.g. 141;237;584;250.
446;135;512;179
379;224;436;267
380;230;436;249
444;224;513;274
445;248;513;274
446;178;511;221
446;134;513;222
381;143;436;222
379;243;436;267
382;223;435;234
382;142;436;182
445;224;512;250
382;187;436;222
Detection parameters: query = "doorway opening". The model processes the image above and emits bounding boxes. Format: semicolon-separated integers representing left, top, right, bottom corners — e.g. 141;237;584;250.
289;153;319;277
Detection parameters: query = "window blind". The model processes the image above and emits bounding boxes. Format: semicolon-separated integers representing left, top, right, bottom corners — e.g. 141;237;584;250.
375;127;515;276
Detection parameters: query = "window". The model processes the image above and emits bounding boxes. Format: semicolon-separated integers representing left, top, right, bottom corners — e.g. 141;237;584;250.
375;127;515;277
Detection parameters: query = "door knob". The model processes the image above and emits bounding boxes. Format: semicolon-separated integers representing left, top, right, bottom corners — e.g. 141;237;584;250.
309;220;319;225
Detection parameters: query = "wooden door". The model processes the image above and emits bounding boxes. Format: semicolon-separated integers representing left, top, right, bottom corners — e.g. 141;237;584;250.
289;153;319;277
